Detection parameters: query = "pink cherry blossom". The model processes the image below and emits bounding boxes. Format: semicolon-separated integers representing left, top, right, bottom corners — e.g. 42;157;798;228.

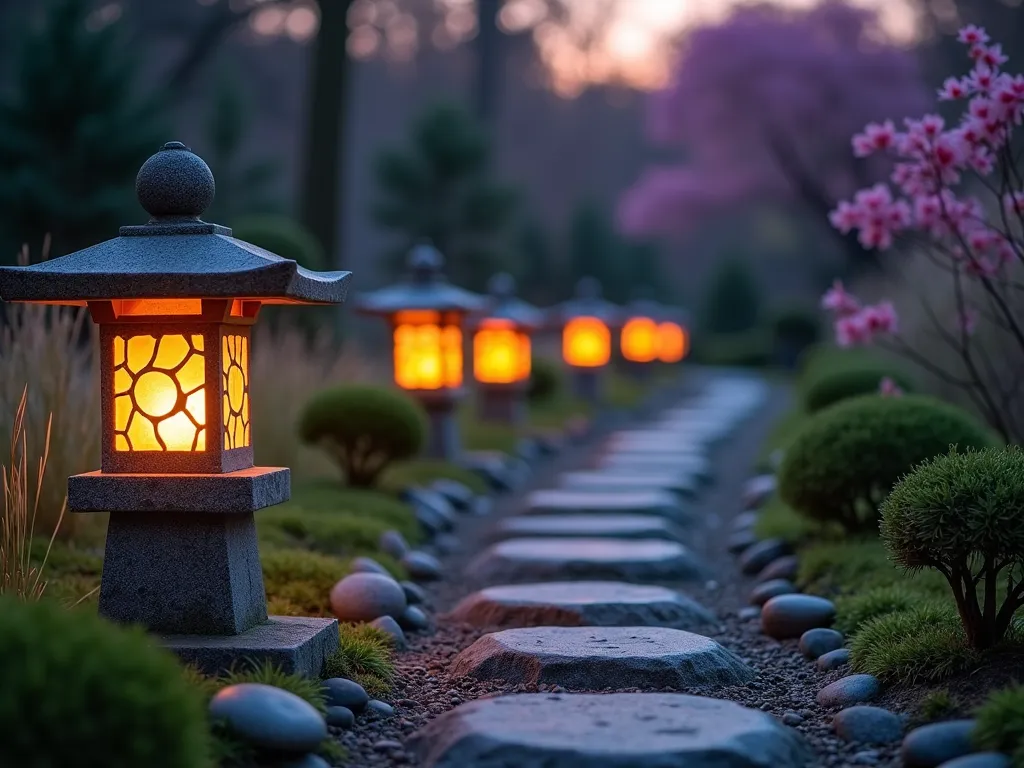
820;280;860;316
957;25;989;46
879;377;904;397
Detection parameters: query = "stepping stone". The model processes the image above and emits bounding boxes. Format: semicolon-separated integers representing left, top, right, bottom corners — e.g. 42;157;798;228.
407;692;811;767
450;626;753;689
558;471;698;497
464;538;705;585
597;456;711;480
447;581;715;630
490;515;689;542
523;490;686;522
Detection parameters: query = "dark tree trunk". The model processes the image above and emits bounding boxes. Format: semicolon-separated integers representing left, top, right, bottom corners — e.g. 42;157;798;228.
299;0;354;269
474;0;503;125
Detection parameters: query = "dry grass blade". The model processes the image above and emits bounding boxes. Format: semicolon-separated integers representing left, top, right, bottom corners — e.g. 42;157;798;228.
1;386;65;600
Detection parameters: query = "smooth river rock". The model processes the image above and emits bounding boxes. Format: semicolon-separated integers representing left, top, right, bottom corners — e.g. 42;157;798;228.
490;514;689;543
447;581;715;630
817;648;852;672
450;626;752;689
799;628;845;660
761;594;836;639
902;720;978;767
750;579;798;607
740;539;793;575
329;573;407;622
464;538;705;585
756;556;800;583
407;693;811;768
834;706;904;744
209;683;327;754
938;755;1011;768
817;674;881;708
523;490;686;522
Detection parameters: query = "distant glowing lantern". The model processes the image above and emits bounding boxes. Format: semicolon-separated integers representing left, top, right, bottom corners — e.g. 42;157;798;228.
468;273;543;424
657;321;689;363
357;244;484;458
0;142;350;674
550;277;622;403
619;292;665;379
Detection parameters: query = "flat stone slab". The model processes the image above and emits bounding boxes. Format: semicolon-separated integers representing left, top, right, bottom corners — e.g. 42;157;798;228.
558;470;697;497
408;692;811;767
161;616;338;678
447;581;715;629
490;515;690;542
596;455;711;476
522;490;686;521
464;538;705;585
450;626;753;689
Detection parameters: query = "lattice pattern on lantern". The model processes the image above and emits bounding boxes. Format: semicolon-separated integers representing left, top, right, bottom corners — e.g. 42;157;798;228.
113;334;206;451
474;322;531;384
394;320;463;390
222;335;250;449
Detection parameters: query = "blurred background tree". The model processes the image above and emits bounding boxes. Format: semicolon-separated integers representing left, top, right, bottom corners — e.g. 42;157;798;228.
0;0;165;262
700;256;762;336
370;102;519;291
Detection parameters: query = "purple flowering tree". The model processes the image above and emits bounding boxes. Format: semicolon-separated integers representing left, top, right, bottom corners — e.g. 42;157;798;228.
617;1;930;270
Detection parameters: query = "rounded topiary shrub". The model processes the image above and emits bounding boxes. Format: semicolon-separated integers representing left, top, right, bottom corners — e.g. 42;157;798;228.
0;597;210;768
299;386;427;488
881;447;1024;650
527;357;563;404
802;365;914;413
778;394;996;534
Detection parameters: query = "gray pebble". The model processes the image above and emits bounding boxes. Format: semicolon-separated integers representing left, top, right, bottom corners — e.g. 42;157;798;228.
325;705;356;729
400;605;430;631
816;648;852;672
378;530;410;560
208;683;326;754
761;594;836;639
400;580;428;605
370;615;408;650
817;674;881;708
739;538;792;575
322;678;369;713
401;550;443;581
852;750;881;765
902;720;977;767
738;606;762;621
834;706;904;744
756;555;800;583
750;579;798;607
782;711;805;726
367;699;395;718
799;628;845;660
350;556;391;576
938;754;1011;768
374;738;405;751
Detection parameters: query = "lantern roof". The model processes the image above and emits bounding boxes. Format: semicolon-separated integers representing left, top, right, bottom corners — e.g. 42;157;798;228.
625;288;667;321
0;142;351;306
550;276;622;325
356;243;485;316
468;272;544;330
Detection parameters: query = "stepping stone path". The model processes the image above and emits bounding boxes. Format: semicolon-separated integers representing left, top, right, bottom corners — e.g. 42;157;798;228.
464;538;705;585
448;581;715;630
408;693;810;768
451;626;753;689
489;514;690;542
391;376;829;767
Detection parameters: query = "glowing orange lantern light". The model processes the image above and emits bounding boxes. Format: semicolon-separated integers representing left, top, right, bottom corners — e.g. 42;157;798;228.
563;316;611;367
551;277;622;404
621;316;660;363
657;321;689;363
393;309;464;390
474;319;530;384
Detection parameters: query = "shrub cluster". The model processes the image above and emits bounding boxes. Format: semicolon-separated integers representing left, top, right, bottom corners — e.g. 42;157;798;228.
0;597;211;768
779;394;995;533
881;446;1024;650
802;365;914;413
299;385;427;488
974;685;1024;765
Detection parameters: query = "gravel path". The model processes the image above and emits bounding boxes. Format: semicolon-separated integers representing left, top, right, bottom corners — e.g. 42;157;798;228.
335;374;897;768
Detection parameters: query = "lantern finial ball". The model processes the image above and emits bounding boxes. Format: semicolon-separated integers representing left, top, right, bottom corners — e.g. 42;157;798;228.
576;276;602;299
135;141;215;221
488;272;516;298
408;242;444;282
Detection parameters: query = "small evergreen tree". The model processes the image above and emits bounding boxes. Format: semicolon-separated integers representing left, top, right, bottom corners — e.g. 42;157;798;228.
0;0;166;261
370;102;518;290
701;255;762;334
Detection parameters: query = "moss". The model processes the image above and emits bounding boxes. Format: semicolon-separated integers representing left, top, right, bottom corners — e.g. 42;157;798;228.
380;459;489;496
797;539;950;597
850;604;982;684
974;685;1024;765
324;623;395;696
835;585;931;636
261;548;351;617
753;495;820;544
917;689;959;724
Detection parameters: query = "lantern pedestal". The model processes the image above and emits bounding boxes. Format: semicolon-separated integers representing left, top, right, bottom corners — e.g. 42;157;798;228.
415;391;462;461
627;361;653;382
69;467;339;677
477;383;526;426
571;368;604;405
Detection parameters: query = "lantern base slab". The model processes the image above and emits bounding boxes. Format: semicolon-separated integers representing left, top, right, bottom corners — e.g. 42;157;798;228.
99;509;269;635
68;466;290;514
161;616;340;678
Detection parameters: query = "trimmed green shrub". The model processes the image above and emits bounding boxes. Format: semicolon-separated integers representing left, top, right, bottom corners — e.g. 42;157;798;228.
0;597;211;768
527;356;563;404
325;623;396;696
230;215;325;270
882;446;1024;650
835;585;925;636
850;603;980;684
974;685;1024;765
778;395;995;533
803;365;914;413
299;386;427;488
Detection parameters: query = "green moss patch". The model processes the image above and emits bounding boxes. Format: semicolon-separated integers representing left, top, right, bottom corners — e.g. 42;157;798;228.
974;685;1024;766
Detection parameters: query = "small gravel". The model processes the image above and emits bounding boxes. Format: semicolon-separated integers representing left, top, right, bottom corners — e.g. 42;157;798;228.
333;379;902;767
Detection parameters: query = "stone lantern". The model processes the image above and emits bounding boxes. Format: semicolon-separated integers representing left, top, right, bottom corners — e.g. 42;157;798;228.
467;272;543;425
356;244;484;461
0;142;350;676
620;290;665;380
550;277;622;404
657;308;690;365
